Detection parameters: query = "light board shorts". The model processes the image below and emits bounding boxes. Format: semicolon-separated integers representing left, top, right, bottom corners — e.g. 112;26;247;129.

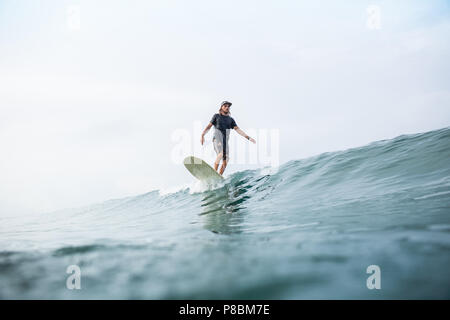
213;129;230;160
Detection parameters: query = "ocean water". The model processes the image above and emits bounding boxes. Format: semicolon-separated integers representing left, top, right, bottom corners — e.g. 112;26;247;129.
1;127;450;299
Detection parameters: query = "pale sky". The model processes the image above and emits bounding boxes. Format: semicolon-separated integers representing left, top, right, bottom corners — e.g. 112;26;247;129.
1;0;449;215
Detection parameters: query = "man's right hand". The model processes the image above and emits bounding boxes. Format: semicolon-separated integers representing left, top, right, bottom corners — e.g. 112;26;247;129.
200;135;205;145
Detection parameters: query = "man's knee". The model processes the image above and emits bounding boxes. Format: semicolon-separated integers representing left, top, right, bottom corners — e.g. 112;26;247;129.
215;153;223;164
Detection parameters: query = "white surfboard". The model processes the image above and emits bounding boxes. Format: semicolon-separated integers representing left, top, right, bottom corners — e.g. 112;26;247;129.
183;156;224;183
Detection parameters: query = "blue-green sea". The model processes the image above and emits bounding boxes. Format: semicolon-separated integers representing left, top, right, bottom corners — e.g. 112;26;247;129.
1;127;450;299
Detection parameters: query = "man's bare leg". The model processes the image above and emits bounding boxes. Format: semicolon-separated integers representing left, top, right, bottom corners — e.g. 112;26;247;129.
214;153;222;171
219;159;228;175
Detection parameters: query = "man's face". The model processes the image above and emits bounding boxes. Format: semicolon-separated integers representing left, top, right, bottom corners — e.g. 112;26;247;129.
222;104;231;113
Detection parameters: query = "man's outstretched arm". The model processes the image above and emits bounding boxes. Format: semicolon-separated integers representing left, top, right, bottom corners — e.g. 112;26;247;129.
201;122;213;145
234;126;256;144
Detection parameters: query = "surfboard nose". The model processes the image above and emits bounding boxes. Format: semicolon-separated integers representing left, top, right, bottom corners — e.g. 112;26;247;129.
183;156;224;182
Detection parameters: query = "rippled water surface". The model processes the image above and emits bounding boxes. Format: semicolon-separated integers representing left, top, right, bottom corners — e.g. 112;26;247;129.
1;127;450;299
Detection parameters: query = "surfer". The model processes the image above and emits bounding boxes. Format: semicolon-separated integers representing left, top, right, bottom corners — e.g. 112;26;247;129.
200;101;256;175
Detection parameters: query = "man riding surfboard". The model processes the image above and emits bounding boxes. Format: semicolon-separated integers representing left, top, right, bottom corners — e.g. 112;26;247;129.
200;101;256;175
